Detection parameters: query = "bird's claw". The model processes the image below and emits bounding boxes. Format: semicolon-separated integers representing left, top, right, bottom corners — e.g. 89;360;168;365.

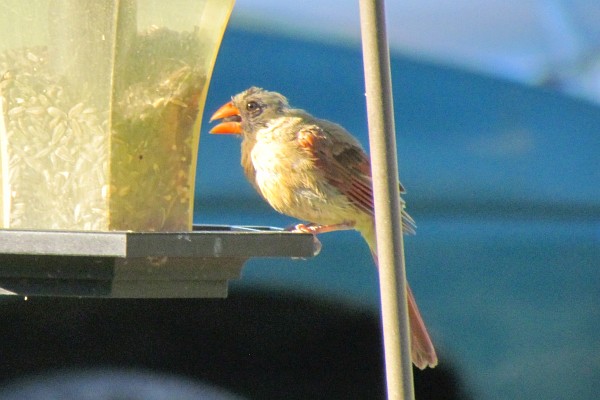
285;224;323;257
311;235;322;256
287;222;354;257
287;222;355;234
289;223;320;234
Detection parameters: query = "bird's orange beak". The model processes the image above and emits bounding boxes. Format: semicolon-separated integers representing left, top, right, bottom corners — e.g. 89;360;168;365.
209;101;242;134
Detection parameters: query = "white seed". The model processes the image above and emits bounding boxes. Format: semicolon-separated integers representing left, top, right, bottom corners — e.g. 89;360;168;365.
8;106;24;117
33;147;51;159
26;52;39;63
48;115;62;130
37;94;49;107
51;121;67;144
54;146;73;162
26;106;44;115
70;119;82;136
68;102;84;119
47;106;66;119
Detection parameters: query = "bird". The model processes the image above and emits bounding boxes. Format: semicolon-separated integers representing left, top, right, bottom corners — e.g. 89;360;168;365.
209;87;438;369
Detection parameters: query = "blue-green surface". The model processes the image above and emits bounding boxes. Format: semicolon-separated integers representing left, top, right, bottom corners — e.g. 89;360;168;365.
195;27;600;400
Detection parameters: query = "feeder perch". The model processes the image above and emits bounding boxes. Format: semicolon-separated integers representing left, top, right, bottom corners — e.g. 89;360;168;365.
0;225;319;298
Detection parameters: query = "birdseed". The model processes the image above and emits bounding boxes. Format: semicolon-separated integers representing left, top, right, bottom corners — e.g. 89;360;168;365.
0;26;207;231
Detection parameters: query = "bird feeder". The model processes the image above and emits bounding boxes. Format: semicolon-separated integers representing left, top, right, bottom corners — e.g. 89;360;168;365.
0;0;233;232
0;0;318;297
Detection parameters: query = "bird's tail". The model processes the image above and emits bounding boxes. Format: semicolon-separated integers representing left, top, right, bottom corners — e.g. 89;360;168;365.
359;223;438;370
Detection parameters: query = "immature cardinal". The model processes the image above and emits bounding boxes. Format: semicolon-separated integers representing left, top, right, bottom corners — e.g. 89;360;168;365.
210;87;437;369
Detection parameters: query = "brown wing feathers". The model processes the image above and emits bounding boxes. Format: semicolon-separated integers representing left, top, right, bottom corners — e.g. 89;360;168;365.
297;125;415;234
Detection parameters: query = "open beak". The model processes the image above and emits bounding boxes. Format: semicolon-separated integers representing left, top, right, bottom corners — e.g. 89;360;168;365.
209;101;242;134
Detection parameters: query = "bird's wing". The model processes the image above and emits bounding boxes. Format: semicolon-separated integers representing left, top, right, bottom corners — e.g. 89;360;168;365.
297;123;374;216
296;122;415;234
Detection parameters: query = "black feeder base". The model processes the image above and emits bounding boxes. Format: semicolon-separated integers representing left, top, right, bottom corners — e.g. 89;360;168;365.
0;225;319;298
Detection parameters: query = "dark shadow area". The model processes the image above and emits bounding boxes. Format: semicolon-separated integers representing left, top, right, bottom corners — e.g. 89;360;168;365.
0;289;469;399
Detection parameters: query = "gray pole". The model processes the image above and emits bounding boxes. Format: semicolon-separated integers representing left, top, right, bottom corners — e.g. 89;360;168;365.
358;0;415;399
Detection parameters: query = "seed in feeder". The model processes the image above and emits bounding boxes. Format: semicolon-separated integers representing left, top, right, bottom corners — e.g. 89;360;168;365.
118;186;130;197
69;119;82;136
33;147;51;159
2;29;203;231
73;203;81;221
54;146;73;163
26;106;44;115
51;121;67;144
48;115;61;131
47;106;66;119
37;94;49;107
68;102;84;119
8;106;24;117
25;52;39;63
170;98;187;108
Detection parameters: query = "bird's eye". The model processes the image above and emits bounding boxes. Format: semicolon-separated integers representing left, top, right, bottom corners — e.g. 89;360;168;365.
246;101;262;115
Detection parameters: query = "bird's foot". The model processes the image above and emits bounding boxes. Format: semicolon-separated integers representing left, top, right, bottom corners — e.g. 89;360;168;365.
288;221;355;234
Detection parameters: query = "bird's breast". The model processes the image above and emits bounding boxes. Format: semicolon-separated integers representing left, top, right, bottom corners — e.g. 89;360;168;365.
250;139;314;199
250;138;364;225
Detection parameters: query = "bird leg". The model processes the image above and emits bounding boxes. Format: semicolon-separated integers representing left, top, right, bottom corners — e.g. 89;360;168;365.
288;221;355;234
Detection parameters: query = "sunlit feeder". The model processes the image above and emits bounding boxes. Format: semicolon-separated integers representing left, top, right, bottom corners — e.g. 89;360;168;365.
0;0;318;297
0;0;233;231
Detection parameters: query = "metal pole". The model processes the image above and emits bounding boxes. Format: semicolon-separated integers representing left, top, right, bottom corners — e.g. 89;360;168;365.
358;1;415;399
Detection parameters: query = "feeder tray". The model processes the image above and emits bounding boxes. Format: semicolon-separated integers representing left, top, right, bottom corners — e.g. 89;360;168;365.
0;225;319;298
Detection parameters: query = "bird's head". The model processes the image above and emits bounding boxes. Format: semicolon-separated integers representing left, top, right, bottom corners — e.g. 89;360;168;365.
209;87;289;136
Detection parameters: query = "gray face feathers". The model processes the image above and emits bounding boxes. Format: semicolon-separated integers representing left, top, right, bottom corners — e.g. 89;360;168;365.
231;87;290;132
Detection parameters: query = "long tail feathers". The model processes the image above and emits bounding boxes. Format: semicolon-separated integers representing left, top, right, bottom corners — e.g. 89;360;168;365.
361;224;438;369
406;284;438;369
